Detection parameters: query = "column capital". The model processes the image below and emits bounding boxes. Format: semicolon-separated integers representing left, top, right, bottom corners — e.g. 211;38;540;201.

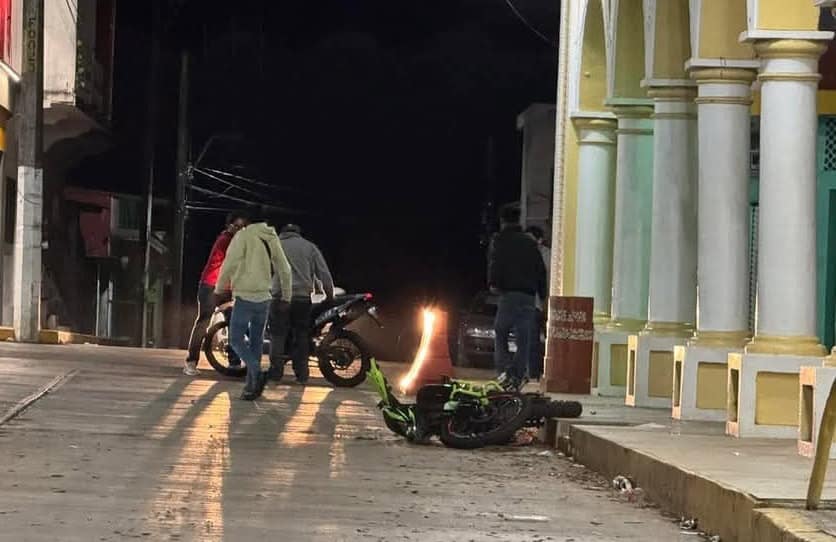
572;116;617;145
646;86;697;102
571;116;617;130
753;39;829;60
690;67;757;84
611;105;654;120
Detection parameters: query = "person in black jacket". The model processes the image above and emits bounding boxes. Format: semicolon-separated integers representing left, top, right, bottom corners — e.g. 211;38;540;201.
488;206;547;390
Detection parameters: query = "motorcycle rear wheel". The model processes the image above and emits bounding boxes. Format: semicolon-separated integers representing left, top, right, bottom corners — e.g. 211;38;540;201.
203;321;247;377
439;393;532;450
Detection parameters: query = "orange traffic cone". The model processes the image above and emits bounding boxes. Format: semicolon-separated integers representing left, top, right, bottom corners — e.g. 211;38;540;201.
399;308;455;395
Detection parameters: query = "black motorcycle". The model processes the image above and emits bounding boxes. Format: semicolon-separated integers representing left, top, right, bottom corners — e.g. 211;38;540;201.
203;292;381;387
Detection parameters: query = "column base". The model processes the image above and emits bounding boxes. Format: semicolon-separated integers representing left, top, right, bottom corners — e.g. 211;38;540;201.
592;329;629;397
626;332;688;409
727;352;824;439
673;344;741;422
798;364;836;459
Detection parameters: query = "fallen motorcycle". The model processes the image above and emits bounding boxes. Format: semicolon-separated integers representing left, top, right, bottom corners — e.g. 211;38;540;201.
367;360;582;449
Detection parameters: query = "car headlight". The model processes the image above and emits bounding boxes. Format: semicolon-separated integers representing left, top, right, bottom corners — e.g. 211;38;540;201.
465;327;495;339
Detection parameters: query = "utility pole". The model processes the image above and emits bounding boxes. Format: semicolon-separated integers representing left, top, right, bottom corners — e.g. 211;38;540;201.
13;0;44;342
140;4;161;347
171;50;190;348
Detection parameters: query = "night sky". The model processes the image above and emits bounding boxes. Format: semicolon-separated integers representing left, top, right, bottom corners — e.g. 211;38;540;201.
72;0;558;317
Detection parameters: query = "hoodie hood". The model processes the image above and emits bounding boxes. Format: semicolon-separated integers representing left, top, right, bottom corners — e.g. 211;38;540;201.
247;222;279;241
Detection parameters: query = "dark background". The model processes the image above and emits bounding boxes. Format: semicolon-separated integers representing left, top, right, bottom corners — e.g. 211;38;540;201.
72;0;558;335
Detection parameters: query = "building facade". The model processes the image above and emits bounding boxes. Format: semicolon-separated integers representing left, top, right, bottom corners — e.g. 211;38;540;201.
550;0;836;442
0;0;116;335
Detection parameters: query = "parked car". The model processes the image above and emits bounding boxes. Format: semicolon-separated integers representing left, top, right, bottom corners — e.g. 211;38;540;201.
451;291;545;368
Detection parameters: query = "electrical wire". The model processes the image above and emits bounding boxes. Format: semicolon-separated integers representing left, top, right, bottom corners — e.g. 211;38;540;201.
502;0;558;48
201;167;312;195
192;167;266;201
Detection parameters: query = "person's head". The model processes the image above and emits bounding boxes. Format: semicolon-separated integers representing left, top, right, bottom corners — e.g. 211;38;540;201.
225;209;251;234
500;206;521;228
526;225;545;245
281;224;302;236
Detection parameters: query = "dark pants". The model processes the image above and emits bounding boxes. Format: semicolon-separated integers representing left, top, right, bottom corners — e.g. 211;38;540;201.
528;309;545;379
186;283;215;362
270;296;313;381
494;291;537;380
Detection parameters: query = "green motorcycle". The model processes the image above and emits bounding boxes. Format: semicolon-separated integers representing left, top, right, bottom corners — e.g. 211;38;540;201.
367;360;582;449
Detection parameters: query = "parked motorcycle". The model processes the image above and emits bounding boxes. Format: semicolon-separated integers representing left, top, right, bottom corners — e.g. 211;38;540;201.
367;359;582;449
203;291;381;387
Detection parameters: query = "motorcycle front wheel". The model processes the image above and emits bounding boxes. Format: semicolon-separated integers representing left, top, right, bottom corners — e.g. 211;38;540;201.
439;393;532;450
316;329;370;388
203;321;247;377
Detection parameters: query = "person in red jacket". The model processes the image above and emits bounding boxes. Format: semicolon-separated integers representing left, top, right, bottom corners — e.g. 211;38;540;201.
183;210;250;376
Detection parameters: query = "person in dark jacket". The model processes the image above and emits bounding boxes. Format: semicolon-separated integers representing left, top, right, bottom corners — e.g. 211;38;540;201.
183;210;250;376
269;224;335;384
488;206;547;390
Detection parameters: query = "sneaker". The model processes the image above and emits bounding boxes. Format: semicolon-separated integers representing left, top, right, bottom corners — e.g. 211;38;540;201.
240;389;258;401
183;361;200;376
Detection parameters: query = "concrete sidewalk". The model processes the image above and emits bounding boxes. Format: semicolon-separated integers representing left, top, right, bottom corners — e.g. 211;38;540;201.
540;392;836;541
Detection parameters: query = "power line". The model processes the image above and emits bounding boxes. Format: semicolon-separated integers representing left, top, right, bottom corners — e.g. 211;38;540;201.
502;0;558;48
193;167;266;201
201;166;312;196
187;184;307;215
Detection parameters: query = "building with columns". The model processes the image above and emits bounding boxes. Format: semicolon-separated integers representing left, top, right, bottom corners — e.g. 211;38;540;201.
550;0;836;440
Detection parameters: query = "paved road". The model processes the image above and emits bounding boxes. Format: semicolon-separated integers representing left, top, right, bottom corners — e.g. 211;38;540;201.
0;344;692;541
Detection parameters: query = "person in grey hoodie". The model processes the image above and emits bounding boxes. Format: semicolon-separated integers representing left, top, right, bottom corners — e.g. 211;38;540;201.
269;224;335;384
216;212;292;400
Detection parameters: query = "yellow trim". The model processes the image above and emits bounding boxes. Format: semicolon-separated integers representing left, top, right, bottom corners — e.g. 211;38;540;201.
647;87;696;101
579;0;608;112
823;347;836;368
560;124;580;296
612;105;654;119
745;334;827;357
642;320;694;338
688;330;750;348
652;112;697;120
753;39;828;60
690;68;757;84
756;0;821;32
694;97;753;106
593;312;611;326
697;0;753;60
572;117;617;130
606;317;647;333
758;73;822;83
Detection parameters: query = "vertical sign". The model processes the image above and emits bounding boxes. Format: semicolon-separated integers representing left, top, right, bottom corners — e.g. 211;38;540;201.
541;296;593;394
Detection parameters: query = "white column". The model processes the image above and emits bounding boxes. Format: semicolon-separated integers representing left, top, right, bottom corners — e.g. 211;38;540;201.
573;117;616;322
13;166;42;341
609;106;653;331
691;68;755;344
748;39;828;356
645;87;698;332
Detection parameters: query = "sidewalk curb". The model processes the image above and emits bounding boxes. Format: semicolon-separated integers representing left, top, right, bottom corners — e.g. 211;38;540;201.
545;419;836;542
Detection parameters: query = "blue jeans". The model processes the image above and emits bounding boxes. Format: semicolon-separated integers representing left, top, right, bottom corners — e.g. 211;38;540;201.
229;297;270;393
494;291;537;379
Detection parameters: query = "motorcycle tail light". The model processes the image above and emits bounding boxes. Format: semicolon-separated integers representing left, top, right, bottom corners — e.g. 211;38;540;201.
364;293;373;301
